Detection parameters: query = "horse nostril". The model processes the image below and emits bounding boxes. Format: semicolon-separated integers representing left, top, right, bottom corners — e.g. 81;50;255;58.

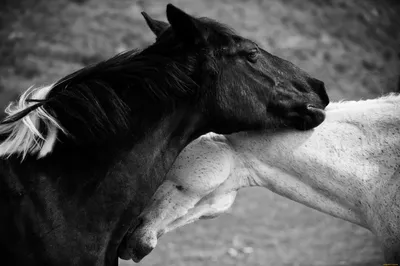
308;78;329;107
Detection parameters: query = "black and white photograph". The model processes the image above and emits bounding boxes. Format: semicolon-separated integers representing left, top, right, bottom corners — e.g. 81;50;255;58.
0;0;399;265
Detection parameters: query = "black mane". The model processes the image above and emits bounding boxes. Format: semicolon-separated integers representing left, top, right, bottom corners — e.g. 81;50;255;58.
1;45;200;146
0;15;242;151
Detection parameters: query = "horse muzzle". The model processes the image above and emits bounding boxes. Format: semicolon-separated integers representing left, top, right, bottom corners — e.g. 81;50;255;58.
287;104;326;131
117;217;159;263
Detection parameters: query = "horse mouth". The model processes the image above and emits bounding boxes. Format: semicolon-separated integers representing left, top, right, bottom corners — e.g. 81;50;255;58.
307;104;326;123
287;103;326;131
306;104;322;111
117;242;147;264
117;219;141;262
117;218;158;263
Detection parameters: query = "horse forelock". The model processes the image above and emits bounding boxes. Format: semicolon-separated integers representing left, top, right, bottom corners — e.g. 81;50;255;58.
198;17;236;41
0;84;64;160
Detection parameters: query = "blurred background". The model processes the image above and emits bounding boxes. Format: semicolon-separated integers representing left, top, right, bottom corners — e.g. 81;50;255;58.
1;0;399;265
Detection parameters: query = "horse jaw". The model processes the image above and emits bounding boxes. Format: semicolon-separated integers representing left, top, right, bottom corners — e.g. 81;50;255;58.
127;178;238;262
123;180;192;262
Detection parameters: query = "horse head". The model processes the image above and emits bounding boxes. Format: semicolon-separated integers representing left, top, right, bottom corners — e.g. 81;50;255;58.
141;4;329;134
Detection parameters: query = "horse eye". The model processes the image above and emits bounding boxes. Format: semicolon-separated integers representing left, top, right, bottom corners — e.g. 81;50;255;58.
247;48;259;63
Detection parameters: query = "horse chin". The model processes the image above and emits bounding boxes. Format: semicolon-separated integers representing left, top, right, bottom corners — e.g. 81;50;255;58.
117;222;158;263
288;104;326;131
306;104;326;127
117;243;131;261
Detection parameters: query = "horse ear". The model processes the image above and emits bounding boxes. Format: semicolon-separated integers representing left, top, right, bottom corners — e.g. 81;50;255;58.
141;12;169;38
166;4;204;44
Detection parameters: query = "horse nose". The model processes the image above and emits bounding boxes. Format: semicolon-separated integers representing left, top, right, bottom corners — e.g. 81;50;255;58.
130;236;156;263
128;217;158;263
308;78;329;107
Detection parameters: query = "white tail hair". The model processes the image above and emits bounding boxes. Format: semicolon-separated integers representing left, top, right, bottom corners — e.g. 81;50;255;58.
0;85;66;160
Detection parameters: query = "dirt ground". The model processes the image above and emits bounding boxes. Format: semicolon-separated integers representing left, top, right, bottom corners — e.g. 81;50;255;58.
1;0;399;265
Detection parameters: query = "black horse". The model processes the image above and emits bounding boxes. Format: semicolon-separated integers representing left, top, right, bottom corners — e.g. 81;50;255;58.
0;4;329;266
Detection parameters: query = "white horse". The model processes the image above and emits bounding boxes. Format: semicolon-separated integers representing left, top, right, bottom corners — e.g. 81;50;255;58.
129;93;400;264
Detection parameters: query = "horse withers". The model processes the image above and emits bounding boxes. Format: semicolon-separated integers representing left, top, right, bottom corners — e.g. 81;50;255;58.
0;4;328;265
135;94;400;263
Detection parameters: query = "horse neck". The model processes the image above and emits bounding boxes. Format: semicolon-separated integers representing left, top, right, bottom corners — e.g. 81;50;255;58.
0;107;206;265
227;95;400;229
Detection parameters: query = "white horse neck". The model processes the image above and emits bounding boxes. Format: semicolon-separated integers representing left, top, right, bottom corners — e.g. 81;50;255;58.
226;94;400;229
